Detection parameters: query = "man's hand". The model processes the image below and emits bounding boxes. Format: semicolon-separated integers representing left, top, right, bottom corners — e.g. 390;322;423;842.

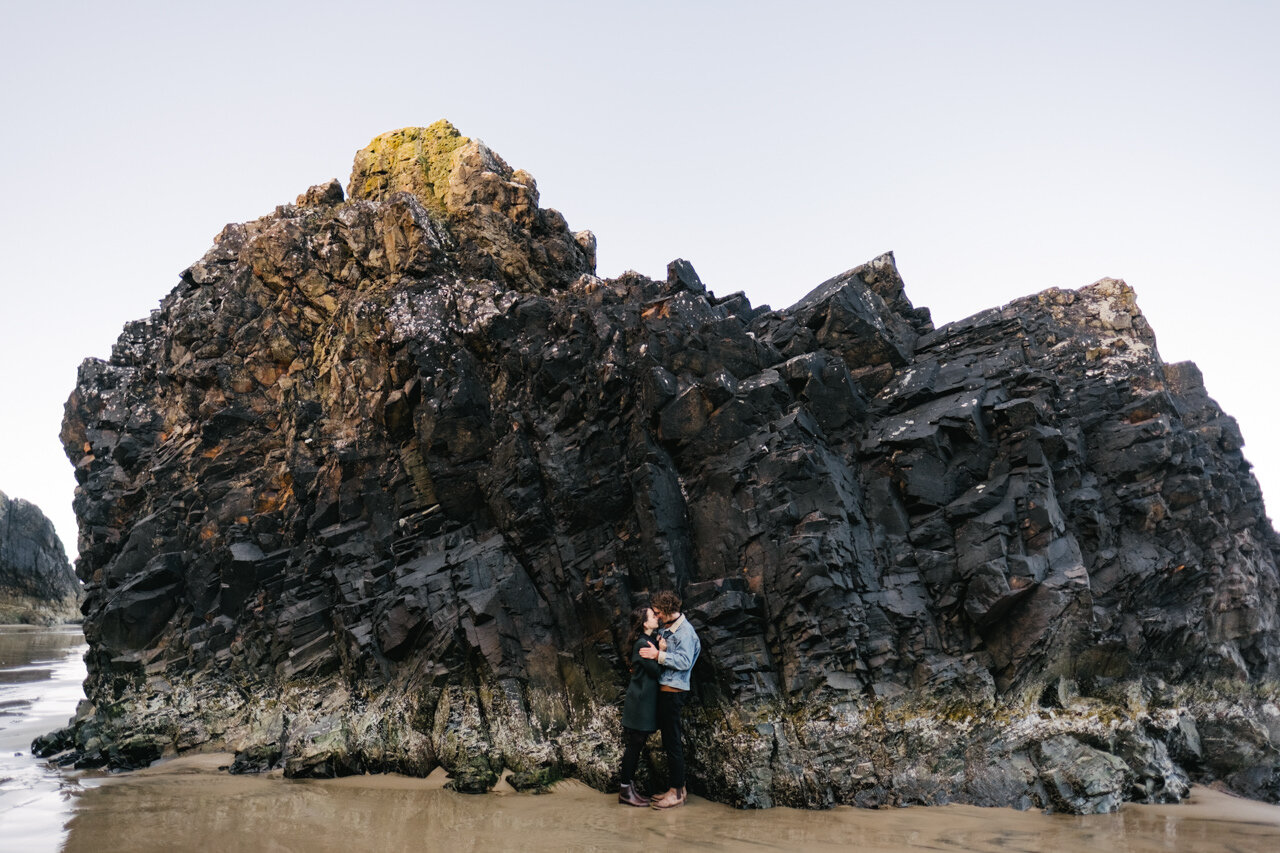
639;644;659;660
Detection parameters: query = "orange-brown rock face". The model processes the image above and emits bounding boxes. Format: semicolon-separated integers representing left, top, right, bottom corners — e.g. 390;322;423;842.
41;123;1280;812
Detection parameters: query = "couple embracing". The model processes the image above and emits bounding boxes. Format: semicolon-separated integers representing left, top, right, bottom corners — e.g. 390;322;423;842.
619;590;701;810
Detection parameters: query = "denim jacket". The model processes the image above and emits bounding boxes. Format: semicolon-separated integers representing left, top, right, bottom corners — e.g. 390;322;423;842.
656;614;700;691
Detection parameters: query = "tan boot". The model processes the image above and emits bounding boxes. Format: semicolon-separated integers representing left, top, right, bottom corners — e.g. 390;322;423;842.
618;783;648;807
650;787;685;809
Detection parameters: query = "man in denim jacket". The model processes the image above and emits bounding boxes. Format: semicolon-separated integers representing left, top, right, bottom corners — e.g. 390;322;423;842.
638;590;701;809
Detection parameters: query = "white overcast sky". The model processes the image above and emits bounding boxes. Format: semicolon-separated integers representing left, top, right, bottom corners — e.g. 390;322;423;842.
1;1;1277;559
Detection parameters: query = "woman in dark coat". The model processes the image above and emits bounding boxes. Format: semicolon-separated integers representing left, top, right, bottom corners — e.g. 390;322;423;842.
618;605;664;806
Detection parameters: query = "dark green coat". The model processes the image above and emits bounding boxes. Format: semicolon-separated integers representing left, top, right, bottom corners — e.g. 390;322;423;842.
622;634;661;732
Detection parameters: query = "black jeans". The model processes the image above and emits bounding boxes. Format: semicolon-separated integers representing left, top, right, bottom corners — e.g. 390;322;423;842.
620;726;650;785
656;689;688;789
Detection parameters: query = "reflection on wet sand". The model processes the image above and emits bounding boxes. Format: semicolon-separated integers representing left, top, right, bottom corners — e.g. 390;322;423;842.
61;753;1280;853
0;625;88;853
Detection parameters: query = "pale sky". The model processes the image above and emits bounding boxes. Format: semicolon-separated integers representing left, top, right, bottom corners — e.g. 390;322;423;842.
2;1;1277;560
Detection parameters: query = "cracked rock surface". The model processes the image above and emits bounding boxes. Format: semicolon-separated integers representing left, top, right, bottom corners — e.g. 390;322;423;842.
39;121;1280;812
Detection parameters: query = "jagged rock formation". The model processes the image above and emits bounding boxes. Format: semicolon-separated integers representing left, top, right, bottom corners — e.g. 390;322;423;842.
39;121;1280;812
0;490;80;624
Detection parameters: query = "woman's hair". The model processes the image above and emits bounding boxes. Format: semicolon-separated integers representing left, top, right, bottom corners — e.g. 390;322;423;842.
624;606;652;665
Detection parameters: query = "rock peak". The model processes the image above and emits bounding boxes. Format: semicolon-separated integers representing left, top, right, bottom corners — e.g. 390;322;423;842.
347;121;470;212
339;121;593;291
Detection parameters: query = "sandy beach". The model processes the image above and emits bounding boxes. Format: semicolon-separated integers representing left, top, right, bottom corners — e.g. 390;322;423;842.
7;625;1280;853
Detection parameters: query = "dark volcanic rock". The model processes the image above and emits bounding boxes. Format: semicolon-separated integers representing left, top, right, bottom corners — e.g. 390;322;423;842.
0;490;80;624
41;121;1280;812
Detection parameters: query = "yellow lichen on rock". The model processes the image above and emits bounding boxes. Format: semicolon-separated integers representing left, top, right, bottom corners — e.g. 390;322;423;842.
347;120;470;213
343;121;593;290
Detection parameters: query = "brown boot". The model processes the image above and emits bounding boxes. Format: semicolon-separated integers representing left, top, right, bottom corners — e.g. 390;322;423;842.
650;787;685;809
618;783;648;807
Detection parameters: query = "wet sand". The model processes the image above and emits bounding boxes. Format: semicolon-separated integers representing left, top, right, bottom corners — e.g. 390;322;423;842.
56;754;1280;853
0;625;88;853
6;625;1280;853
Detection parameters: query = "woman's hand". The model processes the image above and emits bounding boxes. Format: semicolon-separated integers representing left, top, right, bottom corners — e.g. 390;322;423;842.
658;636;668;652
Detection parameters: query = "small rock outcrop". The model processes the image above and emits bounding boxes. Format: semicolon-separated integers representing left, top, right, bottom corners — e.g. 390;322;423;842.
0;490;80;624
39;121;1280;812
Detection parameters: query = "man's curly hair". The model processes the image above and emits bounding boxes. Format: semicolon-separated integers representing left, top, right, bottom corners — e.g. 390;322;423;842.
650;590;682;616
